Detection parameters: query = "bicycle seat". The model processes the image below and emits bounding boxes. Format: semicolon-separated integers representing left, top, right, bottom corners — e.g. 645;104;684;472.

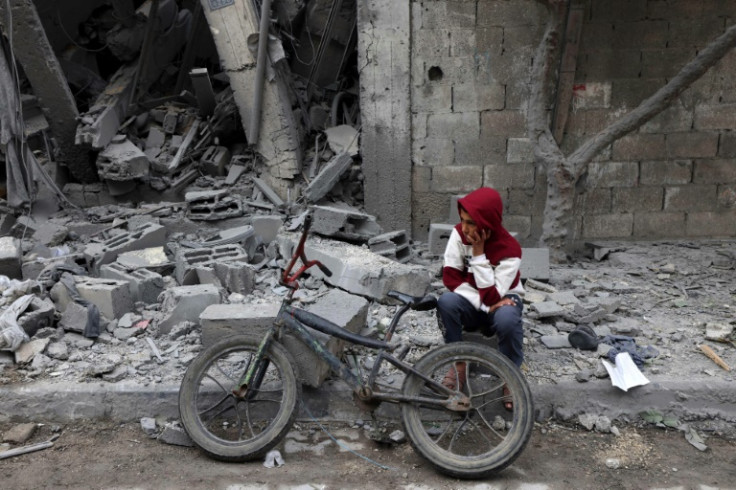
387;291;438;311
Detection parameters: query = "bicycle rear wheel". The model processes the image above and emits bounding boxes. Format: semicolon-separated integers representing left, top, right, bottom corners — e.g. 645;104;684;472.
401;342;534;479
178;335;300;462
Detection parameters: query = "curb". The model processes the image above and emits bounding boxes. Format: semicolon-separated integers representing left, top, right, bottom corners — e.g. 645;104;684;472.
1;377;735;425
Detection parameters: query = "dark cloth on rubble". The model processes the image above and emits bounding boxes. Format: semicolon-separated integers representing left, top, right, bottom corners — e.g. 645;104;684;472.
601;334;659;368
59;272;101;339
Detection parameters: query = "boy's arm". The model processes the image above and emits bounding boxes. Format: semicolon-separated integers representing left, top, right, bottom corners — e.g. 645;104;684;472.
442;228;484;310
471;255;521;306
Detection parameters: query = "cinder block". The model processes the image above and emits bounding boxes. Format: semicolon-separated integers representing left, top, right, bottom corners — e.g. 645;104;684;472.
640;160;692;185
75;277;134;320
428;223;455;255
611;134;667;161
521;248;550;281
430;166;483;193
158;284;222;334
633;212;686;238
585;162;639;188
483;163;536;190
84;222;167;271
100;262;164;304
686;211;736;237
427;112;479;140
665;132;719;159
175;244;248;285
693;159;736;185
368;230;412;263
664;185;718;211
612;187;664;213
0;237;22;279
52;276;134;320
506;138;534;164
582;214;634;239
185;189;244;221
200;289;368;387
452;82;504;112
303;240;432;301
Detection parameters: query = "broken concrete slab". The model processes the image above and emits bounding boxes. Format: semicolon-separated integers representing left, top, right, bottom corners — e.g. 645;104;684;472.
84;222;167;271
303;152;353;203
0;237;22;279
310;204;382;242
14;338;50;364
252;177;285;207
58;302;93;335
31;221;68;248
530;301;566;318
96;136;151;195
17;297;55;338
324;125;359;156
303;237;432;301
521;248;551;281
116;247;171;271
251;216;283;244
158;284;222;335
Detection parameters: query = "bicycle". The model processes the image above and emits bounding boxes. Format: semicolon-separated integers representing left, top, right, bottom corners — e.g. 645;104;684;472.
178;214;534;479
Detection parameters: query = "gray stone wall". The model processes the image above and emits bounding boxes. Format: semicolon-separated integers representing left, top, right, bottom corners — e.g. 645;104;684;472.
408;0;736;244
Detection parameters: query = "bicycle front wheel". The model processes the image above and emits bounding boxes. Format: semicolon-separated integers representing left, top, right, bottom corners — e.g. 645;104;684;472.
178;335;300;462
401;341;534;479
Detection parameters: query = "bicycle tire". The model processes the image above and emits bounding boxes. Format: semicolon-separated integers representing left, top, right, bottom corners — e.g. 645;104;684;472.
178;335;300;462
401;341;534;479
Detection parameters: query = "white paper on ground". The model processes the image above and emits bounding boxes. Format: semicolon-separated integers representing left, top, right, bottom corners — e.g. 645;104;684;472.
601;352;650;392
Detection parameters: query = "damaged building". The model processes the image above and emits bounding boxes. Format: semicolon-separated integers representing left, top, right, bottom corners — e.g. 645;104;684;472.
0;0;734;245
0;2;734;450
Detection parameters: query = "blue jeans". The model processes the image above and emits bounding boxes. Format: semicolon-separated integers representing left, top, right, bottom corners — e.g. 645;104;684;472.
436;291;524;367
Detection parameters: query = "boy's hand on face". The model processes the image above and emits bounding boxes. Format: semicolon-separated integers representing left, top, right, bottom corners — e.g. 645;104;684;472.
467;228;490;256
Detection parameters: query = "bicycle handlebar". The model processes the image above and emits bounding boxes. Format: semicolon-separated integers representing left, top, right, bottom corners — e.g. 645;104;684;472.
281;213;333;288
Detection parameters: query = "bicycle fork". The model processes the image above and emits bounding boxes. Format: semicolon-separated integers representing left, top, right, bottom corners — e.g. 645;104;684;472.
232;328;275;399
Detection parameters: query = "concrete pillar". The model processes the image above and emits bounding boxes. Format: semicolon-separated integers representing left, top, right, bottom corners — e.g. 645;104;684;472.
357;0;412;234
0;0;94;182
198;0;301;199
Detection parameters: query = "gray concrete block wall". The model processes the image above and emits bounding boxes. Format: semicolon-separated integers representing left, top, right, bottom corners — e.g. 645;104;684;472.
407;0;736;243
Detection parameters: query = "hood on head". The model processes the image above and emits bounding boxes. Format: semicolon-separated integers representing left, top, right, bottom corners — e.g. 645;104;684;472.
457;187;503;232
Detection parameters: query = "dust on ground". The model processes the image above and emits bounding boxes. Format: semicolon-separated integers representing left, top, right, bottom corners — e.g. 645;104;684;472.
2;419;736;489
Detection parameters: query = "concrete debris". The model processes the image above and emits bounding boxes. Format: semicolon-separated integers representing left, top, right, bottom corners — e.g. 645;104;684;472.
368;230;412;263
310;203;383;242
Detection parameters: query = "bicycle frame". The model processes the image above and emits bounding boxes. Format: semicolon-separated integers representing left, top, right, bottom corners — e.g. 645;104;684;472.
233;214;470;411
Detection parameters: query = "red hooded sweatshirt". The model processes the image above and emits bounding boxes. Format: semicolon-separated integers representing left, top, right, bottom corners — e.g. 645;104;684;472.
442;188;524;311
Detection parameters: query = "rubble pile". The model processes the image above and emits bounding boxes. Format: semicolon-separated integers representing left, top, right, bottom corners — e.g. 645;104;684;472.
1;201;734;392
